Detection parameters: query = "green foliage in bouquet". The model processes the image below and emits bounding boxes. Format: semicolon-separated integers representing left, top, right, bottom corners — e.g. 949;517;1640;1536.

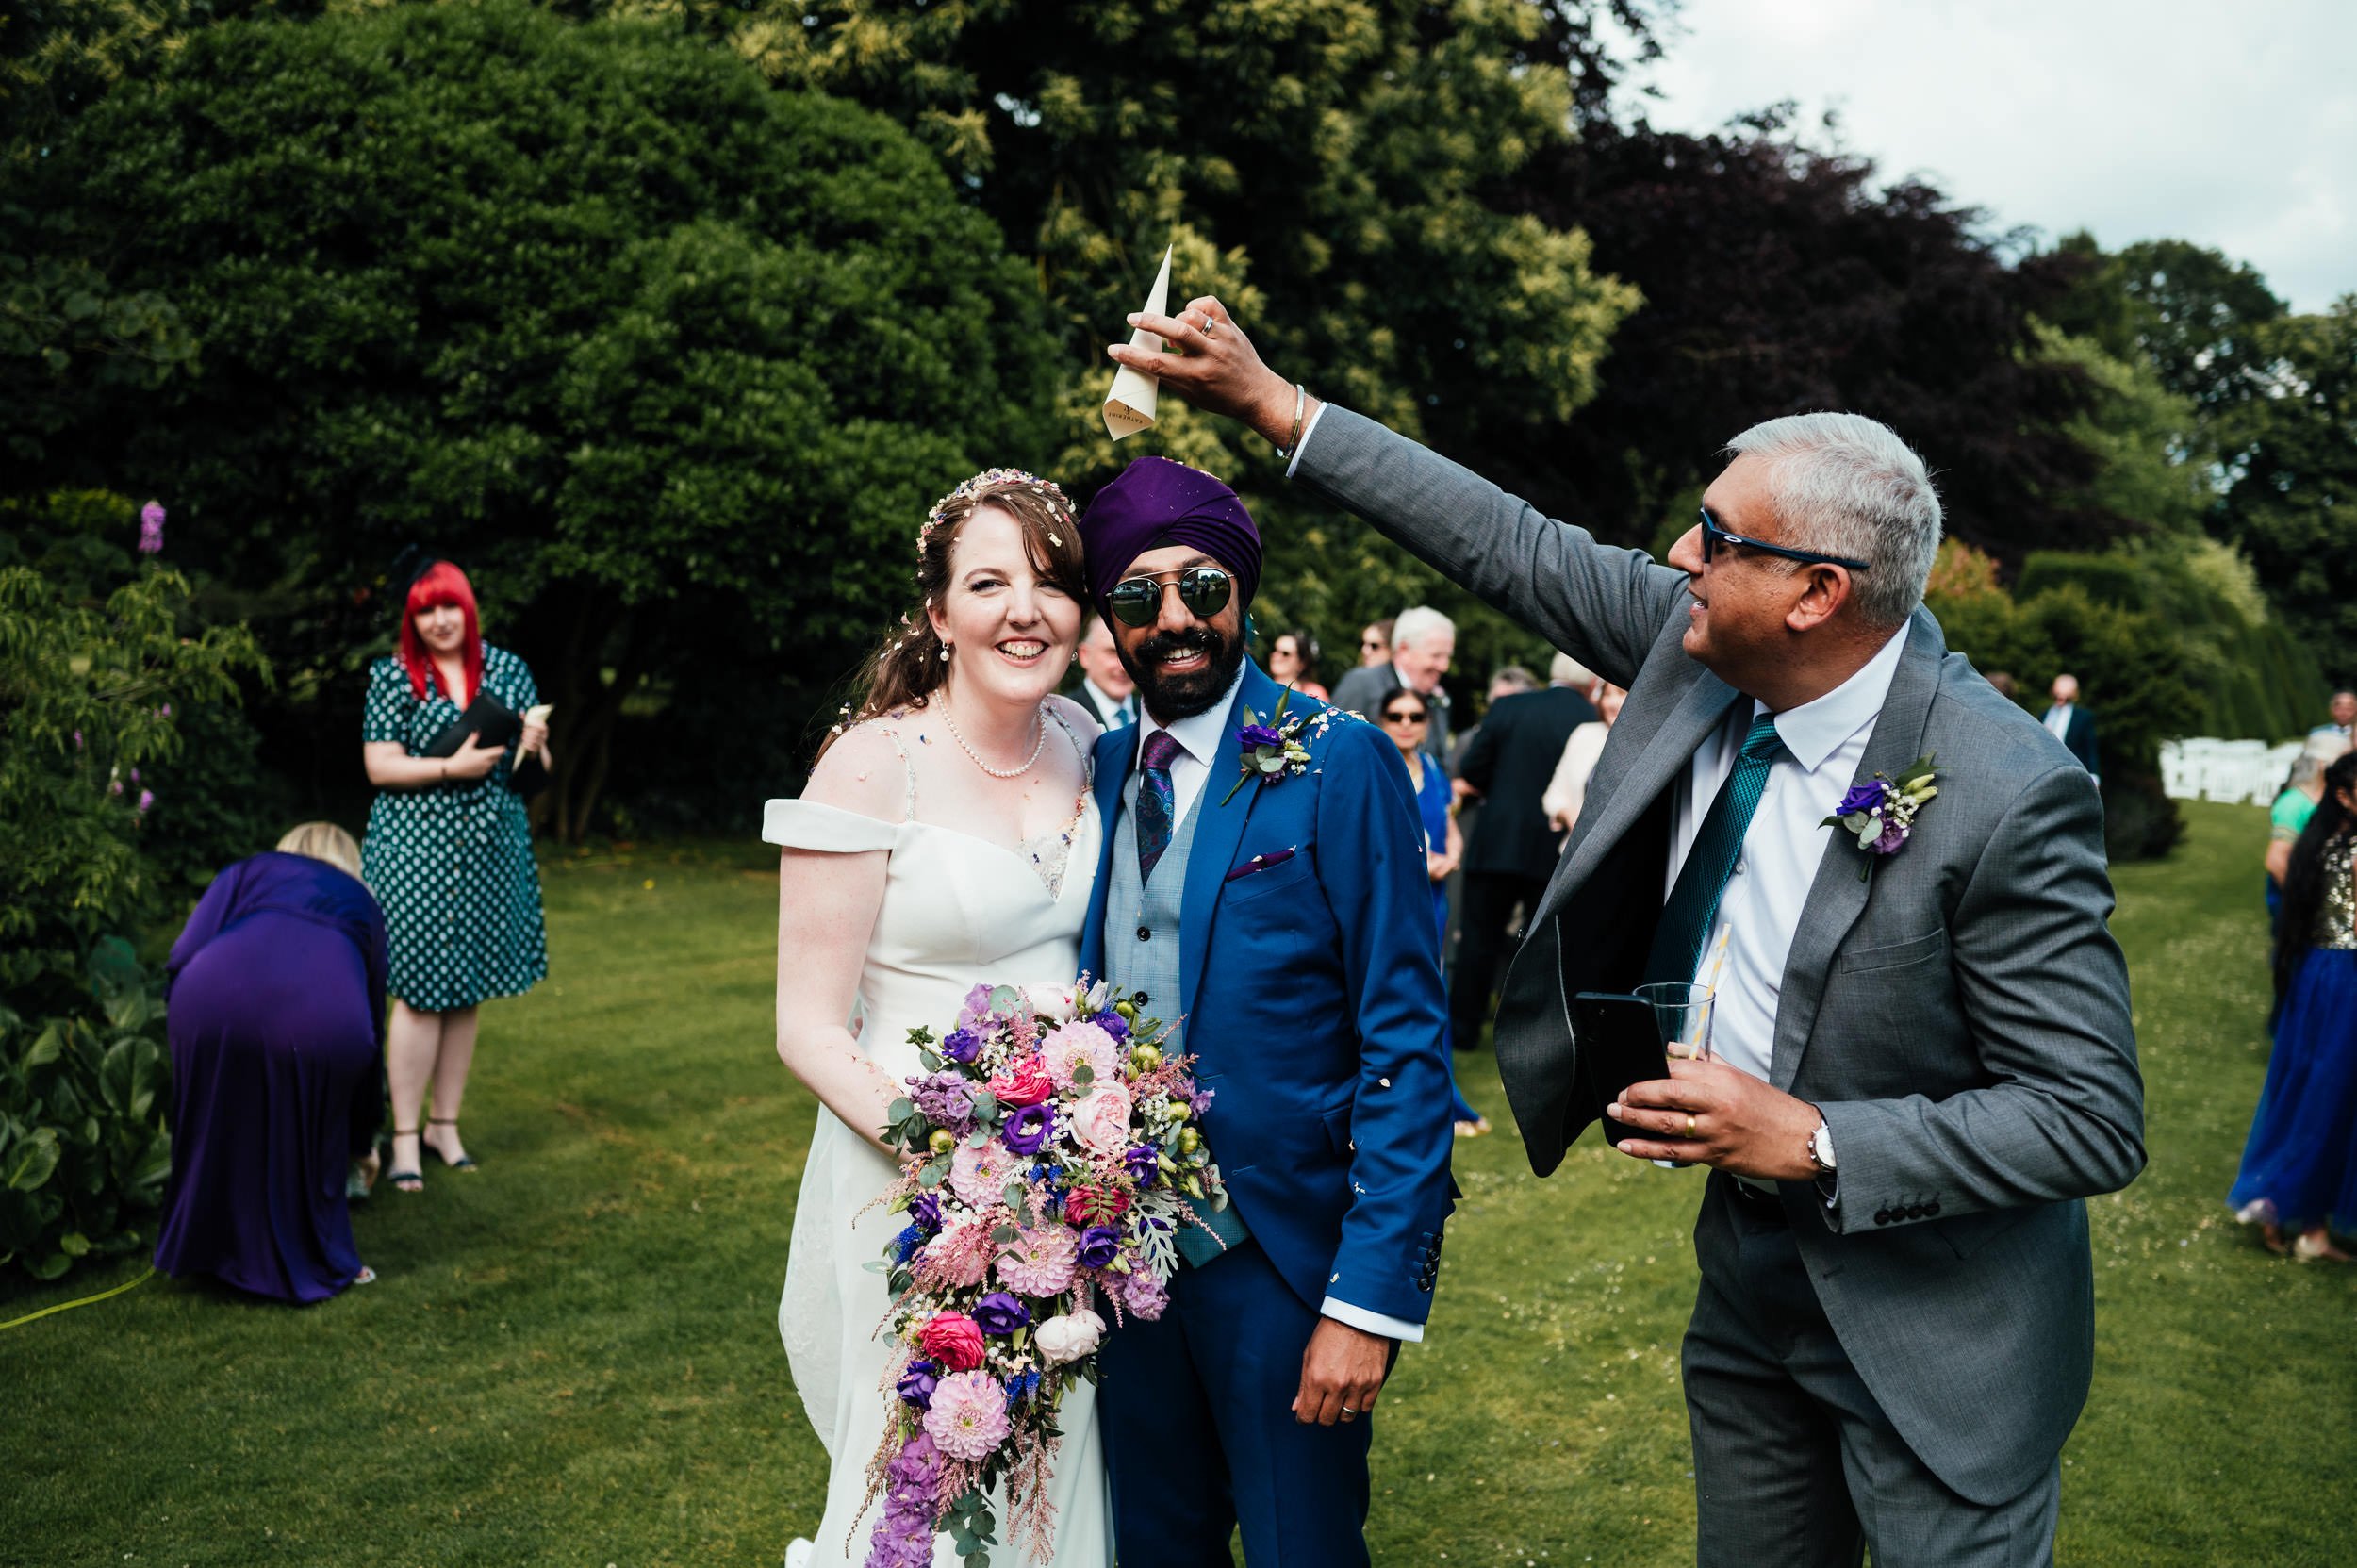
0;529;266;1277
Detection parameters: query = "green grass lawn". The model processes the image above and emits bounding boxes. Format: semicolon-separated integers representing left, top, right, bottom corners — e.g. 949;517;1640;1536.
4;802;2349;1565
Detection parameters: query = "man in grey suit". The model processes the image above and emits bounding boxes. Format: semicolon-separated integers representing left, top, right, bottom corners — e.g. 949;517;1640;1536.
1109;299;2146;1566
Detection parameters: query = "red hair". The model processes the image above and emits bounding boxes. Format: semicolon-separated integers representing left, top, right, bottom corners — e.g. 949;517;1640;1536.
398;559;484;704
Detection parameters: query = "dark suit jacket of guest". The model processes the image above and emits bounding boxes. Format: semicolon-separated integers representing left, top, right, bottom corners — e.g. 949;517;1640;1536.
1067;680;1130;730
1295;404;2146;1509
1330;661;1453;760
1456;685;1595;877
2044;703;2100;776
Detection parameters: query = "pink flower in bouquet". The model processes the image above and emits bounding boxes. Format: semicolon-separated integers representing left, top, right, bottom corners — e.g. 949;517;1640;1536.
923;1369;1012;1461
1033;1309;1106;1365
996;1222;1080;1296
1063;1183;1129;1228
987;1055;1053;1108
948;1141;1020;1208
918;1218;994;1288
1070;1081;1134;1154
917;1311;986;1372
1039;1021;1118;1091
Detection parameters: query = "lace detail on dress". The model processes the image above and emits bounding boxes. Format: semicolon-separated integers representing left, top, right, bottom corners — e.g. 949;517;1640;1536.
1024;707;1095;901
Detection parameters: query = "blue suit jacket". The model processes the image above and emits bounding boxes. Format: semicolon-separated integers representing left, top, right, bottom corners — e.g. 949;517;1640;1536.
1079;661;1457;1327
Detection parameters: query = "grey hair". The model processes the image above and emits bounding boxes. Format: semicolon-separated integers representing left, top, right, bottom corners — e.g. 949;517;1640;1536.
1722;412;1942;629
1392;604;1456;652
1548;652;1594;688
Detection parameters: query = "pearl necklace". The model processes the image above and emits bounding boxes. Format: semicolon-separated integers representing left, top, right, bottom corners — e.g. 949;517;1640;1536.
939;701;1047;780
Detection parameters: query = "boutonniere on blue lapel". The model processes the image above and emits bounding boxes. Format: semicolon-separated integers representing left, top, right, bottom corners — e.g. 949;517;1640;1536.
1821;754;1938;879
1219;687;1315;805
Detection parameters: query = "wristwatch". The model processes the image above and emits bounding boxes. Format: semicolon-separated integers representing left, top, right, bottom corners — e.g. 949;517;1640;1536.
1807;1115;1838;1202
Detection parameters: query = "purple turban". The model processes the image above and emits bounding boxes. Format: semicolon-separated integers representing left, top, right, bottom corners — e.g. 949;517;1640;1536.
1080;458;1262;610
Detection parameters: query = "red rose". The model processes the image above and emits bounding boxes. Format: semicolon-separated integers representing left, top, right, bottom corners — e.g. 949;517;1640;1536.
1064;1184;1130;1228
918;1311;985;1372
988;1056;1053;1109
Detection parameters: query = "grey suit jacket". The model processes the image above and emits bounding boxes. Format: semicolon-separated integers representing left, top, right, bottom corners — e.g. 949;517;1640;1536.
1297;406;2146;1505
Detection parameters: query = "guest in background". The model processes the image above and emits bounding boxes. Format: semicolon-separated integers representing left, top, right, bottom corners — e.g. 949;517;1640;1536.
1984;670;2019;702
2268;734;2352;927
1070;614;1138;728
2231;751;2357;1262
1448;666;1540;781
154;824;387;1302
1450;652;1596;1053
1331;604;1456;757
1543;680;1628;840
1378;687;1487;1136
2042;673;2101;779
1267;627;1329;701
360;556;552;1193
1356;618;1395;669
2311;690;2355;747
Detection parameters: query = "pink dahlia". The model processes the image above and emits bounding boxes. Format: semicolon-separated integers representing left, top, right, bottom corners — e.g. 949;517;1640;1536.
1039;1021;1118;1091
948;1141;1018;1208
996;1221;1080;1296
923;1369;1012;1461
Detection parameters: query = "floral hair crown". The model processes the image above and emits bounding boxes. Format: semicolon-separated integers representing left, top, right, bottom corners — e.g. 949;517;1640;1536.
918;468;1076;555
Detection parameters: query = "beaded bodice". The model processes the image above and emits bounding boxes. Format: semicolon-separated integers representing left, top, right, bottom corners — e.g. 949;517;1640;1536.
2314;829;2357;951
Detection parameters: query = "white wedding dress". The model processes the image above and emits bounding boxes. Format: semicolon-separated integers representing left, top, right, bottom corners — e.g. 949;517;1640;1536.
766;720;1112;1568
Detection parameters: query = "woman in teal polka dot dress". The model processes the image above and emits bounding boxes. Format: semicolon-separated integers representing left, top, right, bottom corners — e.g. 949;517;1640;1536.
360;558;551;1192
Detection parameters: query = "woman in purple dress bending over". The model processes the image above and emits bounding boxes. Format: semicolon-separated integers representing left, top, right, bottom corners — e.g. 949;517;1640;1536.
153;823;388;1301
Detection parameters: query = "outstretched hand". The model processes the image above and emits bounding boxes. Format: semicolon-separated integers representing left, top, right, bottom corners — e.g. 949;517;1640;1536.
1109;295;1313;450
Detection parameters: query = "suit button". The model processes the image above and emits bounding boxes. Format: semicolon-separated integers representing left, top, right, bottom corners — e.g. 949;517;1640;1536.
1136;926;1151;941
1925;1201;1941;1216
1873;1209;1891;1226
1132;991;1149;1008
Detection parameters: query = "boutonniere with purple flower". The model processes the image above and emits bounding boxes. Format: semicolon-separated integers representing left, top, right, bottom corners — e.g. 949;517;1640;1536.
1220;687;1313;805
1821;754;1938;879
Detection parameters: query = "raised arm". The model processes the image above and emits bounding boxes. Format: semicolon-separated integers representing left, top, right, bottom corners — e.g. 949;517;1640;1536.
1108;296;1687;685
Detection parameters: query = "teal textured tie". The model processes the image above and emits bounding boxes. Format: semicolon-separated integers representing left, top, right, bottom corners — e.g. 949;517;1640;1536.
1645;713;1785;986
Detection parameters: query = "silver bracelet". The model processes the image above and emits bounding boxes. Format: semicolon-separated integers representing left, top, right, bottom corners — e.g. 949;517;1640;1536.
1275;383;1308;459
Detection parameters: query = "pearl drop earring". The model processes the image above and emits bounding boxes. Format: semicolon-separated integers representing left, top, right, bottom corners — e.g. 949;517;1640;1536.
939;646;951;661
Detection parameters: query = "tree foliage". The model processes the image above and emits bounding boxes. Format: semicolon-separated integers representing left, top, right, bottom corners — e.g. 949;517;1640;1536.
34;0;1063;835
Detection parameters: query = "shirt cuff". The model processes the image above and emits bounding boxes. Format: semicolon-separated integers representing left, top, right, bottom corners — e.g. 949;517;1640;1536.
1283;401;1332;480
1320;1296;1424;1344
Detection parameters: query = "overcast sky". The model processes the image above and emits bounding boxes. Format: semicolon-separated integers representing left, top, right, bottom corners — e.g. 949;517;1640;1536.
1616;0;2356;312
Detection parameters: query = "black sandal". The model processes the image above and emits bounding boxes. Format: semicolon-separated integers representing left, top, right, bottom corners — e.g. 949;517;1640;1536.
425;1116;479;1172
387;1128;424;1193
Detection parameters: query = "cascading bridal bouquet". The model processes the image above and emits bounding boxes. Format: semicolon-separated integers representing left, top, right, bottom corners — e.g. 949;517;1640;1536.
860;979;1229;1568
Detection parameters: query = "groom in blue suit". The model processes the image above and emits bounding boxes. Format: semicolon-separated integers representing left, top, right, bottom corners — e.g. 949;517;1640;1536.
1076;458;1457;1567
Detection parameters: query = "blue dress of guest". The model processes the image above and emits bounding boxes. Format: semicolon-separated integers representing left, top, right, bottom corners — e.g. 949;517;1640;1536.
1409;752;1484;1126
153;851;387;1302
2229;822;2357;1240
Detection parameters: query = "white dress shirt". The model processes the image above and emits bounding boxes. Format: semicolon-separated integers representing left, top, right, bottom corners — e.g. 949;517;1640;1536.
1135;668;1426;1344
1669;626;1910;1085
1083;676;1134;728
2043;702;2072;742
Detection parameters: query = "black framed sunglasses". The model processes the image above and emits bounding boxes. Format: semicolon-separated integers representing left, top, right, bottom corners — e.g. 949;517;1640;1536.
1106;567;1234;628
1698;506;1871;572
1380;705;1429;726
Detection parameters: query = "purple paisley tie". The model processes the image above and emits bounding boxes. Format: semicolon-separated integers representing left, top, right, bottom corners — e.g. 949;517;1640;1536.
1136;729;1185;883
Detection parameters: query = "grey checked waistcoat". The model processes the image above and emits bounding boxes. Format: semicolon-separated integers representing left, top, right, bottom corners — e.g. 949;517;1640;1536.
1106;767;1250;1264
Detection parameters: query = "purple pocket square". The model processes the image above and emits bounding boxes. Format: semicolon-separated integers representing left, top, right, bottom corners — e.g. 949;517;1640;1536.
1224;848;1297;883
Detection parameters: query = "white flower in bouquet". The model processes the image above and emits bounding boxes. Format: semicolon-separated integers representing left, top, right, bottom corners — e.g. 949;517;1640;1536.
1033;1309;1108;1365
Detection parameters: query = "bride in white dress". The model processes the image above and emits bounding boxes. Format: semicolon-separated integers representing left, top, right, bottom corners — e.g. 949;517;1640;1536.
766;470;1112;1568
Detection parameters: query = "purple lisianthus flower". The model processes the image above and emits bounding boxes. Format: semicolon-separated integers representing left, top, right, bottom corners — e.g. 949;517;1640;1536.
908;1191;943;1234
896;1359;941;1409
971;1291;1030;1336
910;1071;976;1131
1835;780;1889;819
1122;1144;1162;1185
1095;1010;1129;1043
1077;1224;1122;1269
1871;818;1909;855
957;983;995;1028
941;1027;984;1065
1238;723;1285;750
1002;1101;1055;1157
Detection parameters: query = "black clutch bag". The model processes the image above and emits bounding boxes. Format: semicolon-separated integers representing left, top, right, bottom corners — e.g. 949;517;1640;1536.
420;691;522;759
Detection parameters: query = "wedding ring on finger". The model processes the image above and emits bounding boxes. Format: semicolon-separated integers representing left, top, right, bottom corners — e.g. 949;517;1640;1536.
1686;1114;1697;1139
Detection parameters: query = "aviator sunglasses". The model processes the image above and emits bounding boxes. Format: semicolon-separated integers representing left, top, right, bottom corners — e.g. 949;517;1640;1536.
1698;505;1871;572
1106;567;1234;628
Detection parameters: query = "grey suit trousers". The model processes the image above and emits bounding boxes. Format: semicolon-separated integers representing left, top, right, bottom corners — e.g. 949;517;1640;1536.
1687;1176;2060;1568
